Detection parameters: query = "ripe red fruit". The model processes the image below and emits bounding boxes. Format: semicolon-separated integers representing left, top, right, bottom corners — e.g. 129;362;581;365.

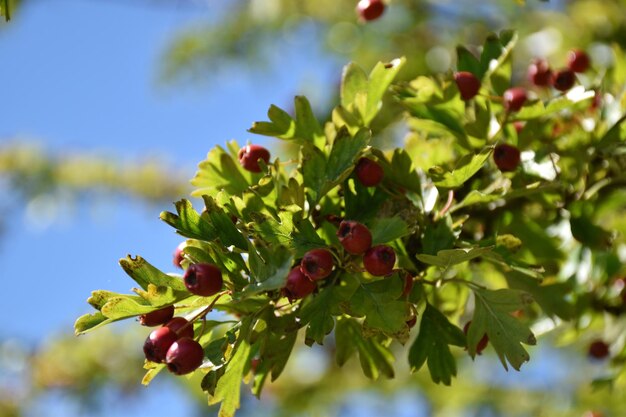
588;340;610;359
184;263;223;297
464;321;489;355
406;314;417;328
300;249;334;281
337;220;372;255
139;305;174;327
503;87;528;112
551;68;576;92
165;317;194;339
173;242;185;269
355;157;384;187
363;245;396;276
356;0;385;22
283;267;317;300
143;326;179;363
454;71;481;100
166;337;204;375
238;144;270;173
567;49;591;73
493;144;521;172
528;58;552;87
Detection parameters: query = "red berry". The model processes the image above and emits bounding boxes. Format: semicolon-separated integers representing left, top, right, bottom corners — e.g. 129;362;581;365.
493;144;521;172
513;121;525;134
588;340;610;359
183;263;223;297
166;337;204;375
406;314;417;328
283;267;316;300
300;249;334;281
165;317;194;339
464;321;489;355
143;326;179;363
337;220;372;255
238;144;270;173
356;0;385;22
173;242;185;269
139;305;174;327
355;158;384;187
567;49;591;73
503;87;527;112
551;68;576;92
528;58;552;87
454;71;481;100
363;245;396;276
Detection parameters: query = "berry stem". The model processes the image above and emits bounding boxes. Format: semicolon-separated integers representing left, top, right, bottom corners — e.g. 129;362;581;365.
179;290;231;337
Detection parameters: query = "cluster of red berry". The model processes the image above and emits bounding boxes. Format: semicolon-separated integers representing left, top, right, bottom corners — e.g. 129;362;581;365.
141;259;224;375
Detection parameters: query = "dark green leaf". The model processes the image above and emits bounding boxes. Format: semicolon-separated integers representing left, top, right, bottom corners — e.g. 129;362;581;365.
299;286;337;346
364;58;406;124
370;217;410;245
160;199;218;241
456;46;482;77
416;247;493;268
432;147;493;189
349;277;407;336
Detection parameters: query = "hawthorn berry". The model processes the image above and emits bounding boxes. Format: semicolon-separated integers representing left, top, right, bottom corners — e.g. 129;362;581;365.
173;241;185;269
528;58;552;87
356;0;385;22
363;245;396;276
300;249;334;281
283;267;316;300
355;157;384;187
337;220;372;255
567;49;591;73
454;71;481;100
166;337;204;375
139;305;174;327
588;339;610;359
165;317;194;339
238;144;270;173
503;87;527;112
464;321;489;355
493;144;521;172
551;68;576;92
406;314;417;328
143;326;179;363
184;263;223;297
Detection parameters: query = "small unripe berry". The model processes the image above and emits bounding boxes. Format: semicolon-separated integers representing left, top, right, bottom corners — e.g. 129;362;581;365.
165;317;194;339
283;267;316;300
139;305;175;327
356;0;385;22
173;242;185;269
567;49;591;73
551;69;576;92
493;144;521;172
363;245;396;276
454;71;481;100
464;321;489;355
238;144;270;173
337;220;372;255
300;249;334;281
503;87;527;112
588;340;610;359
166;337;204;375
355;158;384;187
143;326;179;363
528;58;552;87
184;263;223;297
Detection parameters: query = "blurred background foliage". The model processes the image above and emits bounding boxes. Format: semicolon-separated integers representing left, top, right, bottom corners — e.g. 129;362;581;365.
2;0;626;416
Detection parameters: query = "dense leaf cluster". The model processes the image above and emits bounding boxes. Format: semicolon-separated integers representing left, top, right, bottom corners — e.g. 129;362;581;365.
76;31;626;416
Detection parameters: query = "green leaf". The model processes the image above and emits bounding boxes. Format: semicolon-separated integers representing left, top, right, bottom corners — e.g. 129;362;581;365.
294;96;326;149
202;196;249;250
301;146;327;202
370;217;410;245
248;105;296;138
119;255;187;292
515;91;594;120
242;245;293;296
258;330;297;382
335;317;395;379
470;288;536;370
209;335;252;417
341;62;368;112
74;312;114;335
299;286;337;346
504;270;574;320
408;303;466;385
291;216;327;258
364;58;406;124
1;0;11;21
160;199;217;241
416;246;493;268
483;30;518;95
432;147;493;188
100;296;154;320
375;148;422;194
456;46;482;77
349;277;407;336
191;142;252;198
